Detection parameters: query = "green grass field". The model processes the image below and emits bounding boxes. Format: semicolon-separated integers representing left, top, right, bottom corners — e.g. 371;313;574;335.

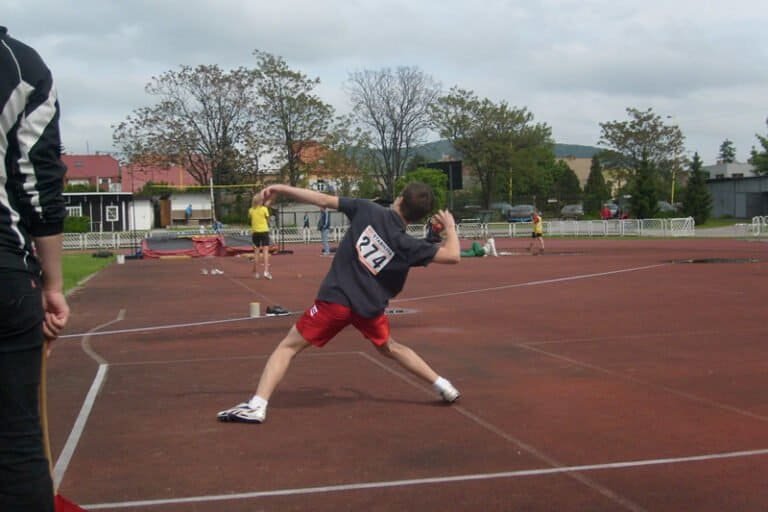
63;252;114;292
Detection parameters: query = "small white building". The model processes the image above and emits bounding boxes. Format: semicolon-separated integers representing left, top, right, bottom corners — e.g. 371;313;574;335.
129;198;154;231
702;162;757;180
169;192;213;226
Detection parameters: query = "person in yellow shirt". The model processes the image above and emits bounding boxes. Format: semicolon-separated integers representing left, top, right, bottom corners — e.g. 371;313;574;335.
249;195;272;279
528;210;544;255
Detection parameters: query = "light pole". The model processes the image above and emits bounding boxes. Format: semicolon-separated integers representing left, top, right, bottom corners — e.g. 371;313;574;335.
666;114;683;204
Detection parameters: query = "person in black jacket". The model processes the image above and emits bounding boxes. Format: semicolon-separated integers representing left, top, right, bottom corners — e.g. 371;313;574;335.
0;26;70;512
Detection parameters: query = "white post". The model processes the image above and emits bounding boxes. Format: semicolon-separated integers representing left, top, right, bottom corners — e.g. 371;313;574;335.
209;177;216;223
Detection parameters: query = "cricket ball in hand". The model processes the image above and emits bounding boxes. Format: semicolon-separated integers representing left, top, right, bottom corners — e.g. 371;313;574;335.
432;222;444;233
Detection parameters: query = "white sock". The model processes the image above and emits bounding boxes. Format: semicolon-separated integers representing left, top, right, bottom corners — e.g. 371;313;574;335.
248;395;268;410
432;376;451;392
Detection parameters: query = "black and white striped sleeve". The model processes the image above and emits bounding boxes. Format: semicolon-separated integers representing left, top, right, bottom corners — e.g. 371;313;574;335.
2;37;67;238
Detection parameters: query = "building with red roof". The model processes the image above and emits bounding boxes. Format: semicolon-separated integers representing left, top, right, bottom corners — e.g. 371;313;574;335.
121;162;200;193
62;154;121;191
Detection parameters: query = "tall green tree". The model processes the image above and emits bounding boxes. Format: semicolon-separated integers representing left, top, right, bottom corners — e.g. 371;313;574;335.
598;107;685;197
718;139;736;163
431;87;552;208
681;152;712;224
583;155;611;214
628;156;659;219
504;144;554;203
112;64;260;186
347;67;440;199
395;168;448;211
749;118;768;175
316;116;373;197
549;160;581;201
253;50;335;186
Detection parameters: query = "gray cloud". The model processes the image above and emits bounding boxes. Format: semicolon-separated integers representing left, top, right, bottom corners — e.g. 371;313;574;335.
5;0;767;162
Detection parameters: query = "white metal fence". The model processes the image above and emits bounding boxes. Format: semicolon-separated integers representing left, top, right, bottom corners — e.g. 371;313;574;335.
752;216;767;236
63;218;700;251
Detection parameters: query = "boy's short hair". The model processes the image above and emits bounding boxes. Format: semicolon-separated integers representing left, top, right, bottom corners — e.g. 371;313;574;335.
399;182;435;223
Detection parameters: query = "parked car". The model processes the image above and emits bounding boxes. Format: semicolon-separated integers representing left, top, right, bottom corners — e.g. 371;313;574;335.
506;204;535;223
657;200;678;213
601;202;620;219
560;203;584;220
490;202;514;216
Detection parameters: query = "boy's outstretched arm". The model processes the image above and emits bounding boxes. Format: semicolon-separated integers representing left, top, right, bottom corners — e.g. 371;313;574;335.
262;184;339;210
431;209;460;264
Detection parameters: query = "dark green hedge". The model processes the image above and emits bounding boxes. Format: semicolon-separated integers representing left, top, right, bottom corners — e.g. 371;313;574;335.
64;216;91;233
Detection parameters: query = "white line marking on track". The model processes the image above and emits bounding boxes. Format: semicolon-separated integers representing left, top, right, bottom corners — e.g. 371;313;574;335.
58;312;299;340
82;448;768;510
392;263;667;303
53;364;108;490
59;264;667;340
53;312;125;488
518;343;768;423
359;352;645;511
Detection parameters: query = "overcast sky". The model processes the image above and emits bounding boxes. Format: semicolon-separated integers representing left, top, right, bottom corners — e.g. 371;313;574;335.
6;0;767;164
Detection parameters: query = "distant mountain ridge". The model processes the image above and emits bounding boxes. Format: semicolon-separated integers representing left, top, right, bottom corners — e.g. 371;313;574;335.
414;140;602;161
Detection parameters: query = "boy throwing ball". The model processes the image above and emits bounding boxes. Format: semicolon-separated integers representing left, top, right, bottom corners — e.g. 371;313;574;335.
218;182;461;423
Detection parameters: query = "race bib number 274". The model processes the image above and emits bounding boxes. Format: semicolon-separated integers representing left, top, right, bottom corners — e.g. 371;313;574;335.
356;225;395;275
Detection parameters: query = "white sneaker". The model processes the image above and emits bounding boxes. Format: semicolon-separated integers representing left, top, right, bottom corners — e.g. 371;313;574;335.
263;271;273;280
217;402;267;423
439;382;461;403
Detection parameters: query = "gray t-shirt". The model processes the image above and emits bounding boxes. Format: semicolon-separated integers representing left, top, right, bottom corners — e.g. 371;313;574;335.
316;198;439;317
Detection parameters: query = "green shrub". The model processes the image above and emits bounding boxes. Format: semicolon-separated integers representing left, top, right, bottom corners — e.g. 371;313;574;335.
64;216;91;233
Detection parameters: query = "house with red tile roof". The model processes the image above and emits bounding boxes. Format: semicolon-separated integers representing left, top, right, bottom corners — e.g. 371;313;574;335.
62;154;121;191
121;162;199;193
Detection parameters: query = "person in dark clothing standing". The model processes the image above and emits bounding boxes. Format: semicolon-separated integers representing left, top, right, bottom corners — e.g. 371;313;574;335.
318;206;331;255
302;212;311;243
0;26;70;511
218;182;461;424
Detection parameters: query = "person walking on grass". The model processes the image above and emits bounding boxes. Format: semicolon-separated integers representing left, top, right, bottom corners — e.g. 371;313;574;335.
528;210;545;255
1;26;70;511
218;182;462;424
249;194;272;279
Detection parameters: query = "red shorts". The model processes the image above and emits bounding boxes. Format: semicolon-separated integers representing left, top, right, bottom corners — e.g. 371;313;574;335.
296;300;390;347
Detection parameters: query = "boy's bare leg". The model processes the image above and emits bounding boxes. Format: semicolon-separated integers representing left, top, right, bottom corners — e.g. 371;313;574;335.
254;325;311;401
376;337;460;402
376;338;439;383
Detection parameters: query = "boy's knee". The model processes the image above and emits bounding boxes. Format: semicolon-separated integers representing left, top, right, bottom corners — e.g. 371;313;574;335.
375;341;395;358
